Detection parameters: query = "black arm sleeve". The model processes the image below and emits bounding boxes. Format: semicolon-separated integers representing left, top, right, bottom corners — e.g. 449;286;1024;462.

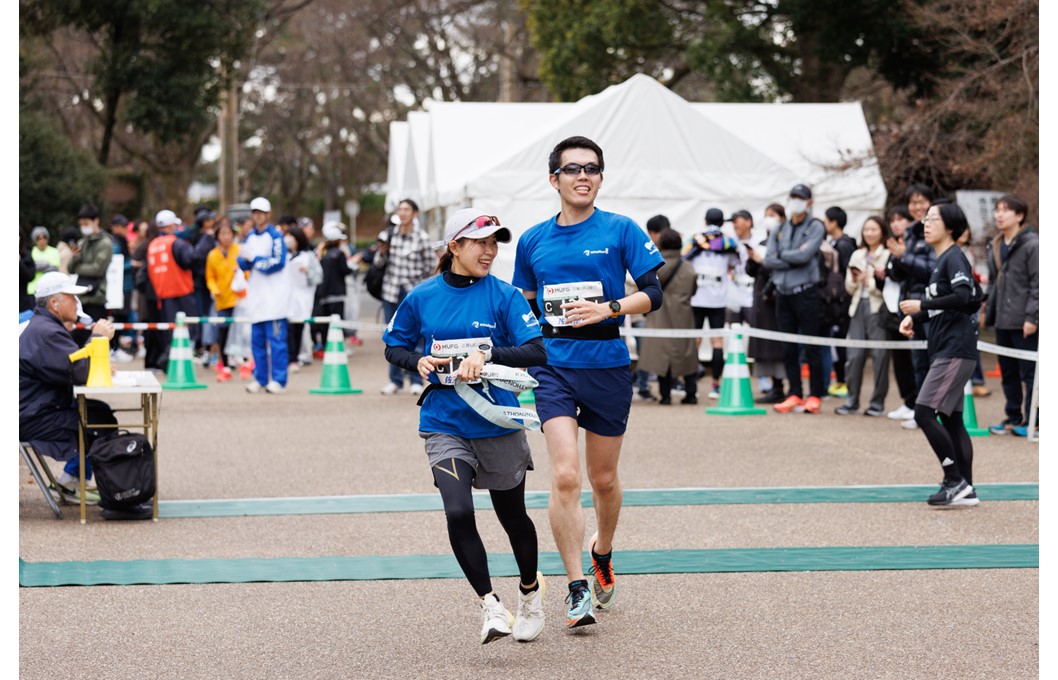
384;344;423;373
528;297;541;318
920;285;971;311
385;337;547;372
491;337;547;368
635;268;663;311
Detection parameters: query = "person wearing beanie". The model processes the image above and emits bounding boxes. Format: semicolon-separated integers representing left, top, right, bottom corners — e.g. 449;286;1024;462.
28;226;60;297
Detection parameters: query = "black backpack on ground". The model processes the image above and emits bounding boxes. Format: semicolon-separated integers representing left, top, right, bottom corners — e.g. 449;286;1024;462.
88;430;156;511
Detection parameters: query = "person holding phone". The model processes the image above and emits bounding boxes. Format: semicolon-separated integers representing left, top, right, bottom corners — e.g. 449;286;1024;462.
835;216;891;416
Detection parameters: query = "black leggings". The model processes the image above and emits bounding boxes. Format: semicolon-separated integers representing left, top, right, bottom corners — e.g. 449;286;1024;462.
915;404;974;486
432;458;537;597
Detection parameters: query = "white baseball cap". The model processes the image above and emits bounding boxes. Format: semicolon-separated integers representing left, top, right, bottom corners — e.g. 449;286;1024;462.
155;209;178;227
443;208;510;243
34;272;88;299
322;221;346;242
250;197;272;213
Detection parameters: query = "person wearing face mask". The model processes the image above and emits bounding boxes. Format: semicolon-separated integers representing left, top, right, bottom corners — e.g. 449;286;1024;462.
67;204;114;346
763;184;827;414
384;208;549;645
886;184;938;431
745;204;789;402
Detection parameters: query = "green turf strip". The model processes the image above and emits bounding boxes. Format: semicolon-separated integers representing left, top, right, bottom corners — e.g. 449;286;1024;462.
157;483;1039;518
19;544;1037;587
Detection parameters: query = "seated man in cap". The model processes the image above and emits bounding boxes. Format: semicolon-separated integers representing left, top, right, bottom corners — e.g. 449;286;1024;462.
20;272;117;503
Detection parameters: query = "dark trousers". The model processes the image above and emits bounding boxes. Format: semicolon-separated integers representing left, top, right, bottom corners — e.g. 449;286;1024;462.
910;318;930;389
776;289;824;399
287;322;306;364
887;332;918;409
995;328;1038;422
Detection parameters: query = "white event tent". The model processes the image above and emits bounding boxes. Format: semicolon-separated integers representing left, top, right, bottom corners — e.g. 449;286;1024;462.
385;74;888;281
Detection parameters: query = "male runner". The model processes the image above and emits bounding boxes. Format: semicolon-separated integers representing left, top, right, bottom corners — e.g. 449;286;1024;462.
512;135;664;628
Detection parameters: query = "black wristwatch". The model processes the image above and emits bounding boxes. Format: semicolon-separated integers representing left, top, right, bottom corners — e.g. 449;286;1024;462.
608;300;622;318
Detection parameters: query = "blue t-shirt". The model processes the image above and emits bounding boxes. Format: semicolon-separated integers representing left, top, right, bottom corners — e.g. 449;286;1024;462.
383;274;542;438
512;208;663;368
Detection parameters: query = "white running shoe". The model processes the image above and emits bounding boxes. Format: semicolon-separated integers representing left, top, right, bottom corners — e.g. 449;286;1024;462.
480;593;514;644
111;349;135;364
245;382;266;394
901;418;919;430
513;572;546;642
381;382;400;396
265;381;287;394
410;383;424;397
887;404;915;420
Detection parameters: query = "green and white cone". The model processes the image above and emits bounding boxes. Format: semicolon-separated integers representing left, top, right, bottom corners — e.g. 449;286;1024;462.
164;315;206;390
962;380;990;437
706;325;766;416
310;318;362;395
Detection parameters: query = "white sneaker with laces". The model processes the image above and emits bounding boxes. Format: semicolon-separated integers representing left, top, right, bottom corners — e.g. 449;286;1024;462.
381;382;400;395
480;593;514;644
410;383;424;397
513;572;546;642
265;381;287;394
888;404;915;420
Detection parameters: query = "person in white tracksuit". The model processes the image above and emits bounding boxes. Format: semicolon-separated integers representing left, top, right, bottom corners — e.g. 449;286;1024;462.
238;197;289;394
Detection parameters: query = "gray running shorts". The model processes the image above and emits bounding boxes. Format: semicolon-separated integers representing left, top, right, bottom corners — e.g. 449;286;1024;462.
419;431;533;491
916;356;975;416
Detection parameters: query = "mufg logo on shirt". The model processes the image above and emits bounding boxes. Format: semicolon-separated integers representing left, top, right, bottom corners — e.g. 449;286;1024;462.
582;248;610;257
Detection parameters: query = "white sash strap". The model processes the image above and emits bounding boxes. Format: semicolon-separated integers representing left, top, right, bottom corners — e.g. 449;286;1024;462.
453;364;540;431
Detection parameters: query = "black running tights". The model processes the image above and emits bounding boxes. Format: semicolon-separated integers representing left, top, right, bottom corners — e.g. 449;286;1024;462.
915;404;974;485
432;458;538;597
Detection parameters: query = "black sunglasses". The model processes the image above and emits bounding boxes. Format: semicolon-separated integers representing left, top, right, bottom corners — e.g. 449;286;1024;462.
553;163;602;177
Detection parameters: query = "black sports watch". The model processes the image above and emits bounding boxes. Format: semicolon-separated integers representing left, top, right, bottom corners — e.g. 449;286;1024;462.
608;300;622;318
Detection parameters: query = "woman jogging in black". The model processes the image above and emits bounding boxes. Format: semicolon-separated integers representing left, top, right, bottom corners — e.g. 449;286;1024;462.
898;200;980;507
383;208;549;644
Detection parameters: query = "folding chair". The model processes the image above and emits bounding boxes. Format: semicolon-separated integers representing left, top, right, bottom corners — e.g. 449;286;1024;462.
19;441;64;519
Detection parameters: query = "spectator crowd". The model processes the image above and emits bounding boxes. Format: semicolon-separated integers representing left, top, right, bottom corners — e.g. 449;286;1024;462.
19;185;1038;434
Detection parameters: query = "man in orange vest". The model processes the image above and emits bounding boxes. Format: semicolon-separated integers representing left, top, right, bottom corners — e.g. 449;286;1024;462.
146;209;197;371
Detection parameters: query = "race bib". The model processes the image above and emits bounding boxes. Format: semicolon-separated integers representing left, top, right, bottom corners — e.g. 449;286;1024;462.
696;272;724;291
431;336;491;385
541;281;604;327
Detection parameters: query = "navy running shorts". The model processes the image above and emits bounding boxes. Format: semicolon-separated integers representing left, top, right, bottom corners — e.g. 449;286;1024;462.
529;364;632;437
